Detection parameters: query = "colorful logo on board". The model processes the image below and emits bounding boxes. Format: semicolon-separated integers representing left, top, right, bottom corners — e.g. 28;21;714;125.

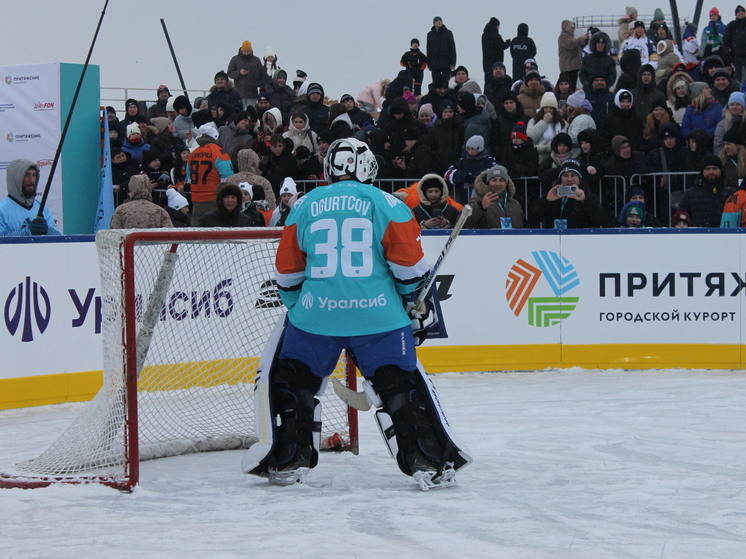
506;251;580;327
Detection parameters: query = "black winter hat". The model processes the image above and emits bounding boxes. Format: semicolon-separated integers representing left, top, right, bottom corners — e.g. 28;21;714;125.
172;95;192;115
551;132;573;152
411;38;420;46
723;126;744;145
234;111;250;125
439;99;454;113
558;158;583;179
701;154;723;170
307;83;324;97
660;122;680;140
420;175;444;192
214;70;229;82
141;150;161;167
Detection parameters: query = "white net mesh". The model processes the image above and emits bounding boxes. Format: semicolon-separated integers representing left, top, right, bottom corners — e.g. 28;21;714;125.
4;228;355;487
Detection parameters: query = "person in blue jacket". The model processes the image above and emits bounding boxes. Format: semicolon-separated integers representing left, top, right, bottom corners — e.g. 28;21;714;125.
0;159;61;236
681;82;723;140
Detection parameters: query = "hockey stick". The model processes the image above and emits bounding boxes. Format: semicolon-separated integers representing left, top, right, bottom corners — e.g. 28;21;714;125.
135;244;179;375
334;205;473;411
415;203;472;306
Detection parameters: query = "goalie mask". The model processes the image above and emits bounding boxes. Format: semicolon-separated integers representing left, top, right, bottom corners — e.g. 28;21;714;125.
323;138;378;183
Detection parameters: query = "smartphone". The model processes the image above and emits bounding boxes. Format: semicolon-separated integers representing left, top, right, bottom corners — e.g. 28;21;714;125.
557;185;577;197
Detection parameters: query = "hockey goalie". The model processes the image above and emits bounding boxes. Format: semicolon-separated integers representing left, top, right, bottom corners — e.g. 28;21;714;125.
241;138;472;490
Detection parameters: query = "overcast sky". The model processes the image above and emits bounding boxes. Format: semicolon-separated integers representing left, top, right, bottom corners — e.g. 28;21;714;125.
2;1;704;107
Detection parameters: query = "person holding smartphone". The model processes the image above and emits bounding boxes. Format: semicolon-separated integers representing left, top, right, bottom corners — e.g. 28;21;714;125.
529;159;607;228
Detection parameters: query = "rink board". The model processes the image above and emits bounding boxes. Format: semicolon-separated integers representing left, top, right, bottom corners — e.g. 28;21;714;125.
1;228;745;409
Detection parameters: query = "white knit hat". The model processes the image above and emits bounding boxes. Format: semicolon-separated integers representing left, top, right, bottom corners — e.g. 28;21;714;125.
238;181;253;200
166;188;189;211
279;177;297;197
126;122;141;137
539;92;559;109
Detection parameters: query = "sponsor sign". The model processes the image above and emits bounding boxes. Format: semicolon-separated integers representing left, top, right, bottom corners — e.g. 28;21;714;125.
1;231;745;381
0;63;63;229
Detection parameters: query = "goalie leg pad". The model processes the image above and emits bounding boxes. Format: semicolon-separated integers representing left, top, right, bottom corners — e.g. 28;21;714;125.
269;359;322;472
371;365;459;477
243;355;322;477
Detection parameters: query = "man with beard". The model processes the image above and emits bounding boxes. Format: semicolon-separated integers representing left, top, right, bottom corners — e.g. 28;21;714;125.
485;62;513;107
0;159;61;236
677;155;735;226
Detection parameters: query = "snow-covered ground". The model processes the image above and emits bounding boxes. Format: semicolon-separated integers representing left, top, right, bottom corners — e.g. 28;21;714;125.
1;368;745;559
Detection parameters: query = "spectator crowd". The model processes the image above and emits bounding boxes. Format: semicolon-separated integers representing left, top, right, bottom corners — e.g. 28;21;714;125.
82;8;746;233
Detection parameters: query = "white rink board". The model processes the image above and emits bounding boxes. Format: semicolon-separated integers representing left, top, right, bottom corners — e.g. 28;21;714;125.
1;229;745;381
421;230;745;346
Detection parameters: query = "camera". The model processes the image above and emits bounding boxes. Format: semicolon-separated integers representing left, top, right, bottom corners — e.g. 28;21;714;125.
557;185;577;197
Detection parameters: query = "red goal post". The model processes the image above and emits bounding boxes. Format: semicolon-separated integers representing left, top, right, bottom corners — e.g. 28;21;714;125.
0;228;358;491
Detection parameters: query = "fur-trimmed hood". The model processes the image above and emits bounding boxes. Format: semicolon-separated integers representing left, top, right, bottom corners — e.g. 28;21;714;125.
209;80;236;93
473;169;516;198
589;31;612;54
215;182;243;217
666;71;694;99
417;173;450;205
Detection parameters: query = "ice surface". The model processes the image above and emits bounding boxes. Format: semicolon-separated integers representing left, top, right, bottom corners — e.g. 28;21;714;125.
1;368;745;559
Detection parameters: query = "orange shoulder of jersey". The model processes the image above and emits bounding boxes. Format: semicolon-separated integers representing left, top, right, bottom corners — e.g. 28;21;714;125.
275;223;306;274
381;216;425;266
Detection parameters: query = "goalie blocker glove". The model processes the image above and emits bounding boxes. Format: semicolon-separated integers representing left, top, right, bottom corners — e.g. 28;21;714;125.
402;287;440;346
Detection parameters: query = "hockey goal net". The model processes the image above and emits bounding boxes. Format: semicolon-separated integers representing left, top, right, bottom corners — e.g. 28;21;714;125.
0;228;358;491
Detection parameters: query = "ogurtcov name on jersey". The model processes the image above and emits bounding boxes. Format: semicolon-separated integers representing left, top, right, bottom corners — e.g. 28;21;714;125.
308;196;372;217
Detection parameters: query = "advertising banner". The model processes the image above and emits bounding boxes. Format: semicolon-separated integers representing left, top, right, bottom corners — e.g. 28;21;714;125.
1;230;744;389
421;230;745;348
0;63;63;230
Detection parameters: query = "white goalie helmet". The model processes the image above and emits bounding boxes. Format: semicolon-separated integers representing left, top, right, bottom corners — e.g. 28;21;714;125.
323;137;378;183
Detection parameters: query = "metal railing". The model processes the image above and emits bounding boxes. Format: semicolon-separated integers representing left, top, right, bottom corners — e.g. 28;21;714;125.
629;171;700;226
573;14;689;29
101;87;210;114
147;172;704;228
